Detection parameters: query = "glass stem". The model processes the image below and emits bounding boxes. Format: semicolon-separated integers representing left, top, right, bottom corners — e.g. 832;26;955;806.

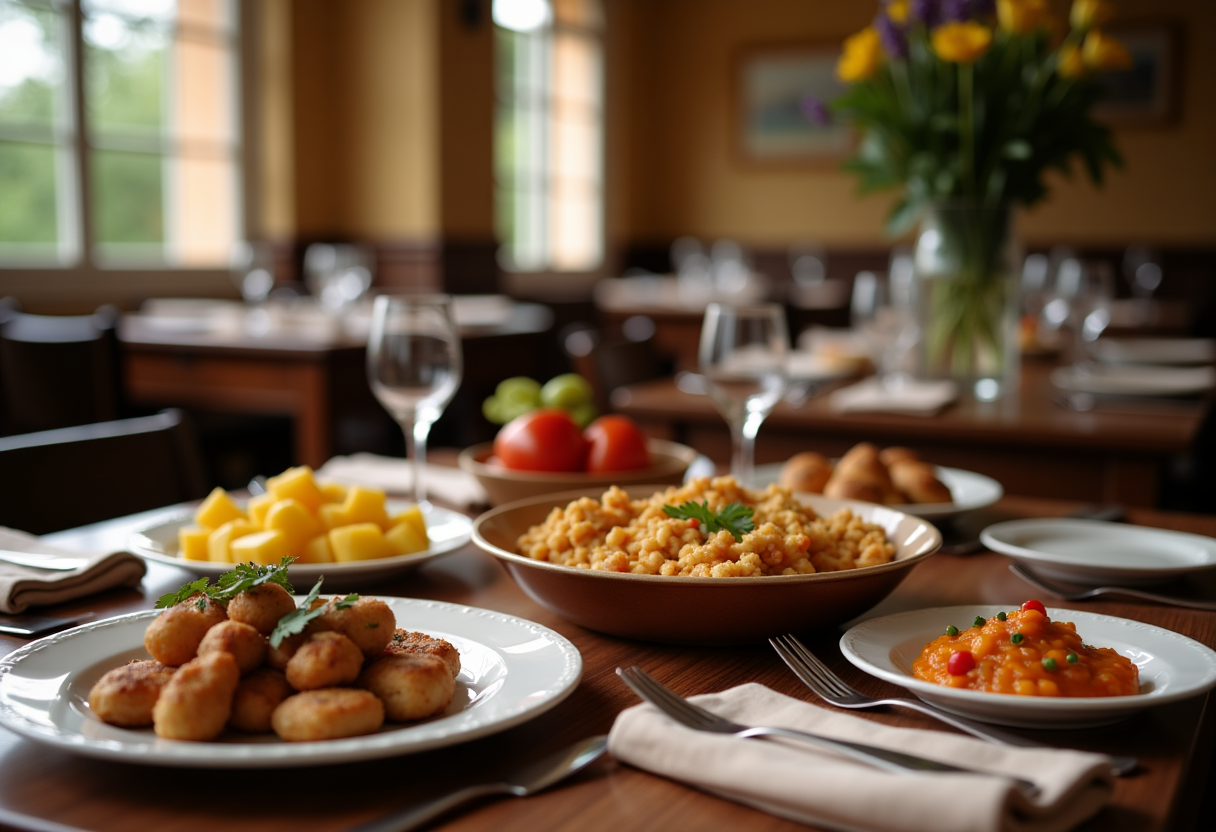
730;412;765;486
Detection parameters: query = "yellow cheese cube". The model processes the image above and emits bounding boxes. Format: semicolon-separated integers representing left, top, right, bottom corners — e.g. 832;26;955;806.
319;480;348;503
246;491;277;528
318;503;352;531
300;534;335;564
229;529;290;566
329;523;394;562
266;465;325;512
385;519;429;555
343;485;390;528
178;525;211;561
390;504;428;541
263;498;322;552
195;487;247;530
207;519;259;563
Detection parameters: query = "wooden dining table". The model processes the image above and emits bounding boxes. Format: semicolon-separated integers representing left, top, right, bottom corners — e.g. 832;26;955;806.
611;360;1213;509
2;485;1215;832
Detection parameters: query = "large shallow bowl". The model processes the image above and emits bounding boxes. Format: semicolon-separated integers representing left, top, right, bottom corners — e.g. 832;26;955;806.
472;486;941;644
458;439;698;506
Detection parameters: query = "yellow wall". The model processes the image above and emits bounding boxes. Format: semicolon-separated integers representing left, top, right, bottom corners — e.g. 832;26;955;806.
618;0;1216;248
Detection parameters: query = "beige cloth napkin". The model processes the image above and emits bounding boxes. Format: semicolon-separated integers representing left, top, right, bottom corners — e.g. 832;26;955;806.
610;684;1114;832
829;377;958;416
0;528;147;615
317;453;489;509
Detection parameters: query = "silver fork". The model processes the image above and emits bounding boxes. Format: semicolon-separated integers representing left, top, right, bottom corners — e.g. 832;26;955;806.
615;666;1040;796
1010;562;1216;611
769;634;1137;777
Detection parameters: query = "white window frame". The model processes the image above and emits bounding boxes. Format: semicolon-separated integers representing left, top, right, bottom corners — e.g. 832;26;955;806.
0;0;253;309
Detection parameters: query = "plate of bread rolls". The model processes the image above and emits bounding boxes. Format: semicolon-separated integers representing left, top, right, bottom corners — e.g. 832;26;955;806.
766;442;1003;520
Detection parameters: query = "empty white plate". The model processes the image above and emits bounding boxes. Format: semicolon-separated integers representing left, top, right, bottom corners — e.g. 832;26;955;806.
1050;364;1216;397
980;518;1216;586
1093;338;1216;366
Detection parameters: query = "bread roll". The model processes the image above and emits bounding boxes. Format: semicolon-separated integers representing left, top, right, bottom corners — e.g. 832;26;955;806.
779;452;834;493
889;459;953;504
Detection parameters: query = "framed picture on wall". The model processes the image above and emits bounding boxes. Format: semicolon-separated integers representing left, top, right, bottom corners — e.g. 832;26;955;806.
1092;24;1179;126
734;44;852;164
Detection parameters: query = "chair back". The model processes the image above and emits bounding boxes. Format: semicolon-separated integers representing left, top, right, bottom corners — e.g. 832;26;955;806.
0;304;125;436
0;409;209;535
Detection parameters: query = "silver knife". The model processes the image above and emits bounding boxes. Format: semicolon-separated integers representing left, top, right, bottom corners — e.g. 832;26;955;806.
346;735;609;832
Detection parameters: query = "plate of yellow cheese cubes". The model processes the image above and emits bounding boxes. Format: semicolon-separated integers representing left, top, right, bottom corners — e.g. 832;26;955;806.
127;465;474;585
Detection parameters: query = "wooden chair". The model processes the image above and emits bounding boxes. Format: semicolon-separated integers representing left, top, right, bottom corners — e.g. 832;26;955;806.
0;302;125;436
0;409;209;535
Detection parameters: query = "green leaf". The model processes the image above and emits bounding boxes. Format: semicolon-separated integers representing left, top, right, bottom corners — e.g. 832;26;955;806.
207;558;296;603
1003;140;1032;160
155;577;211;610
269;578;324;649
663;500;755;542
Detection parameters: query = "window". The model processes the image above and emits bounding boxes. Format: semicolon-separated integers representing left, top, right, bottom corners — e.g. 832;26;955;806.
493;0;603;273
0;0;241;271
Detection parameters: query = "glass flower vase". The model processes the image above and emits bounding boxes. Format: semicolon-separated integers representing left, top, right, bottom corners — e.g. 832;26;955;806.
913;201;1020;400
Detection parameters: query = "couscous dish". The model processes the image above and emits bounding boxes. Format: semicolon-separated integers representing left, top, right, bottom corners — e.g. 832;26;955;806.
515;476;896;577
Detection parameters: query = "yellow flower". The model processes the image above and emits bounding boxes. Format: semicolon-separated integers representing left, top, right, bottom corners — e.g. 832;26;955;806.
837;27;883;82
887;0;910;25
931;22;993;64
1057;43;1086;77
1083;30;1133;71
997;0;1051;35
1070;0;1114;31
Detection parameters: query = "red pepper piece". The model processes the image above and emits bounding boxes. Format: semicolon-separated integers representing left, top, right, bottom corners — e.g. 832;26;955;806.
947;650;976;675
1021;599;1047;616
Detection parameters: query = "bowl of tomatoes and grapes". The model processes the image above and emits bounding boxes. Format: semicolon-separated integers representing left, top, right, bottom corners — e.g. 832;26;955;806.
458;408;698;507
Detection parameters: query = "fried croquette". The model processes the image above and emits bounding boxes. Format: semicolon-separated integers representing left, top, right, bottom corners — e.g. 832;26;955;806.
151;652;241;741
143;594;228;666
266;630;306;671
226;583;297;635
319;597;396;659
384;629;461;679
358;653;454;722
284;631;364;690
197;620;267;674
88;660;178;727
271;688;385;741
229;667;294;733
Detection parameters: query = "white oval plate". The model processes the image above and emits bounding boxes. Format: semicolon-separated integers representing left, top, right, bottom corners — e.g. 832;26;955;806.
980;518;1216;586
127;503;472;587
754;463;1003;520
1050;364;1216;396
0;597;581;767
841;605;1216;729
1092;337;1216;367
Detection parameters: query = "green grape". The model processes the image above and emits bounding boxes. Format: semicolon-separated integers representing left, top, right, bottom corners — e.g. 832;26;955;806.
496;376;542;406
541;373;593;409
499;399;538;424
568;401;597;428
482;396;505;424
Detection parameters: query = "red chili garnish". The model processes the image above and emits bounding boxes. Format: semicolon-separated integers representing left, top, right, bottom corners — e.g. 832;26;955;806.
1021;599;1047;616
688;518;700;529
947;650;975;675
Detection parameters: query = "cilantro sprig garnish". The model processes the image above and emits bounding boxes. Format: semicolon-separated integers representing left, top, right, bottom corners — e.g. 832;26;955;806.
154;558;297;610
663;500;755;541
267;579;360;649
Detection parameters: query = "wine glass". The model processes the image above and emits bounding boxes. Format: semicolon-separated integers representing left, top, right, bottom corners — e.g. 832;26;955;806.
367;294;463;507
699;303;789;486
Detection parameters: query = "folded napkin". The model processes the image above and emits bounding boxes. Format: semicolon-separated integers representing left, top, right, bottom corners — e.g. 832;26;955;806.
317;453;489;509
829;377;958;416
610;684;1113;832
0;527;147;615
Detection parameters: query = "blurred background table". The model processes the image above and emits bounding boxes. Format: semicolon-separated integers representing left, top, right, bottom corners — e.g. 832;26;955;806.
611;360;1213;509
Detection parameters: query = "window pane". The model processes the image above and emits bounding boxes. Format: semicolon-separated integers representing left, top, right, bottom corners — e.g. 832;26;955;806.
91;147;164;247
84;9;169;141
553;31;599;109
0;139;59;244
0;0;68;134
171;153;235;264
176;36;234;146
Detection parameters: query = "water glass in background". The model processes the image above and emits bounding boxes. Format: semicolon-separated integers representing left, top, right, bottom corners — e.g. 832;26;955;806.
852;263;919;389
367;295;463;507
1123;245;1164;327
788;241;828;287
1041;258;1114;368
671;236;713;303
230;241;276;336
699;303;789;487
305;243;375;317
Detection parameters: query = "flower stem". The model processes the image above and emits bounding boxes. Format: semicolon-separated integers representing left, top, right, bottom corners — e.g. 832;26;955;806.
960;62;975;198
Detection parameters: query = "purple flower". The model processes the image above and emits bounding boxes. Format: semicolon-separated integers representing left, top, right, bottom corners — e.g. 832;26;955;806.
910;0;941;28
874;13;908;60
941;0;968;22
801;95;831;127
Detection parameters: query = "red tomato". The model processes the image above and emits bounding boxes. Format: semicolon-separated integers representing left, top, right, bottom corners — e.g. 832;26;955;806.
947;651;975;676
493;408;588;472
584;415;651;473
1021;599;1047;616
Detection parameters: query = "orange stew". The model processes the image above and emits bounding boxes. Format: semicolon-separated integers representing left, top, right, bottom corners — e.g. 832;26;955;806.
912;603;1140;697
